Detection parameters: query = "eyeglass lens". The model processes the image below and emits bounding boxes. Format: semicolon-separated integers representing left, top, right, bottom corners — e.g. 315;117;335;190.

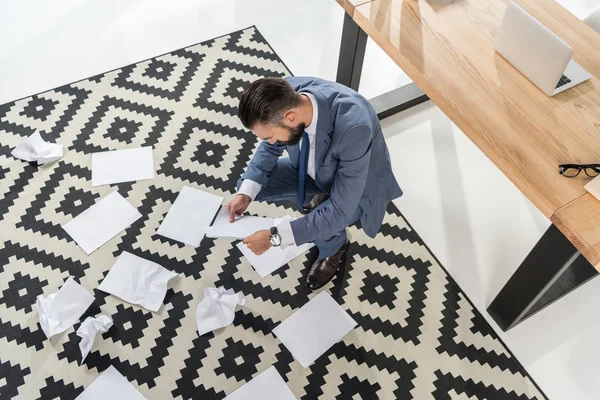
585;167;600;177
560;166;581;177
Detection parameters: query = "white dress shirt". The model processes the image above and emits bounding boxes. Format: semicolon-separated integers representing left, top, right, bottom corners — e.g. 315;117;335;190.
238;92;318;248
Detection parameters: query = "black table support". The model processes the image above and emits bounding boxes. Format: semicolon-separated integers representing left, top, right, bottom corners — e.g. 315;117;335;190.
336;12;429;120
488;224;598;331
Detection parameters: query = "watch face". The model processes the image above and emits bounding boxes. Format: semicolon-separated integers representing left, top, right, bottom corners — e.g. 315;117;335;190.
270;234;282;246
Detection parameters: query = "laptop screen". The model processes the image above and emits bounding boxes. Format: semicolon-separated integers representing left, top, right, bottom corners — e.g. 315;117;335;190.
494;1;573;95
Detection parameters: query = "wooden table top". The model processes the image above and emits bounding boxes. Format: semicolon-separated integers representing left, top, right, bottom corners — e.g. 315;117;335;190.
337;0;600;269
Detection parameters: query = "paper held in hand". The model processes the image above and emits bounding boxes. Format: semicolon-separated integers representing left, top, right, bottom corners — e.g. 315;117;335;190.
206;207;274;239
236;215;313;278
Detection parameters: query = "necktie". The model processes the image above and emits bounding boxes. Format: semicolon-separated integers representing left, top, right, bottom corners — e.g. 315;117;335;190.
297;132;309;212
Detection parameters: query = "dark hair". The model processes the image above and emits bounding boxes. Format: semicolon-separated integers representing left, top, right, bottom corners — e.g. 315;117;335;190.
237;78;301;129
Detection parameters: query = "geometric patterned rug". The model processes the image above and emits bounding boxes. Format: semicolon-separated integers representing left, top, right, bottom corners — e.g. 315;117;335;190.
0;26;547;399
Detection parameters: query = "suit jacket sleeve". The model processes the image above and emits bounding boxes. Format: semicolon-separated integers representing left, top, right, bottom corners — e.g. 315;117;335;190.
290;124;372;244
240;140;286;186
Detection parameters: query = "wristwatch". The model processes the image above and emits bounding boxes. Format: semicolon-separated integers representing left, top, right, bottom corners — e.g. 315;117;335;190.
269;227;282;247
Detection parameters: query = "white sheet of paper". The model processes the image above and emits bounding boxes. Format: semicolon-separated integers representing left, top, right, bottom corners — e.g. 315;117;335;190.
77;315;113;363
75;365;147;400
237;241;313;278
206;207;274;239
11;131;63;164
62;191;142;255
224;366;296;400
92;147;154;186
273;291;357;368
98;252;177;312
33;276;95;339
156;186;223;246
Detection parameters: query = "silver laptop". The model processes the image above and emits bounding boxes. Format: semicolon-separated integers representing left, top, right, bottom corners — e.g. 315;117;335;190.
495;1;591;96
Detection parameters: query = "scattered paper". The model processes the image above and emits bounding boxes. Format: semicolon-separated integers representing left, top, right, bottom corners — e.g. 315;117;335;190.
157;186;223;247
237;217;314;279
224;366;296;400
33;276;95;339
75;365;147;400
206;207;274;239
196;287;245;337
11;131;63;164
98;252;177;312
273;291;357;368
62;191;142;255
92;147;155;187
77;315;113;363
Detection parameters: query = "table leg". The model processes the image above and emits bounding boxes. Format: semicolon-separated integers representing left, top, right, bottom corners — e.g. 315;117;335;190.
487;224;598;331
337;12;368;91
370;84;430;120
336;12;429;119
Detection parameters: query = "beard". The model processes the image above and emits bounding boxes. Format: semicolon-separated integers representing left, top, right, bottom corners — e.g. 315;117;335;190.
277;122;305;146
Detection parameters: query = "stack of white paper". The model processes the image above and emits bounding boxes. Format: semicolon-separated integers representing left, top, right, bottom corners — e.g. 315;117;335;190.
237;241;313;278
98;252;177;312
156;186;223;247
92;147;154;186
206;207;274;239
75;366;147;400
62;191;142;255
77;315;113;362
273;291;357;368
11;131;63;164
33;276;95;339
224;366;296;400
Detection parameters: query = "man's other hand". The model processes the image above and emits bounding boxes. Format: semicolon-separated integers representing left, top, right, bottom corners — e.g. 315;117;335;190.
225;194;251;222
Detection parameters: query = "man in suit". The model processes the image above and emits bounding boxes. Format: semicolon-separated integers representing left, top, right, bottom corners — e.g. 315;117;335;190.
226;77;402;290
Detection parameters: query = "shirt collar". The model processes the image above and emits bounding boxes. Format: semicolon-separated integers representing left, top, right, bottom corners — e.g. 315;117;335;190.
301;92;318;136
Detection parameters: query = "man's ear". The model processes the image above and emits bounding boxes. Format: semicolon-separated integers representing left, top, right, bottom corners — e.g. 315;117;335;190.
283;110;297;126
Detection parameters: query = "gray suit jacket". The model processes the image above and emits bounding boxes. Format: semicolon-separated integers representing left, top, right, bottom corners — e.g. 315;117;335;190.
241;77;402;245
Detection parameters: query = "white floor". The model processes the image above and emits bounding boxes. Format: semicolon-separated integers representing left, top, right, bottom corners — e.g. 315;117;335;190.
1;0;599;399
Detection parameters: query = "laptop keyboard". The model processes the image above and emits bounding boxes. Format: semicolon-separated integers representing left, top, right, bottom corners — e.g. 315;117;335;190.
555;74;572;89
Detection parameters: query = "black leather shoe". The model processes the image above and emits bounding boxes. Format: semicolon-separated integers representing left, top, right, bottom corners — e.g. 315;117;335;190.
305;239;350;290
302;194;329;214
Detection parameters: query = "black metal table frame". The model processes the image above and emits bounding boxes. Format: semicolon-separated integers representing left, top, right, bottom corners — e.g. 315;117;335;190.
336;13;598;331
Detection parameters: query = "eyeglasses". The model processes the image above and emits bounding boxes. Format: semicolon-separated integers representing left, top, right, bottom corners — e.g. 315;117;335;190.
558;164;600;178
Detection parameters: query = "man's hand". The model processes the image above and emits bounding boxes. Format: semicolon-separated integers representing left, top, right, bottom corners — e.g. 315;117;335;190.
243;229;272;255
225;194;252;223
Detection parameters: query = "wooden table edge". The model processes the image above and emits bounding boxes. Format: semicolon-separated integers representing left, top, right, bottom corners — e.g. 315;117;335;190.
335;0;375;16
552;193;600;271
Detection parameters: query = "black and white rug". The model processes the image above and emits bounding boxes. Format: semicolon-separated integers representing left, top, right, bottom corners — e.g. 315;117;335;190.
0;27;546;399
